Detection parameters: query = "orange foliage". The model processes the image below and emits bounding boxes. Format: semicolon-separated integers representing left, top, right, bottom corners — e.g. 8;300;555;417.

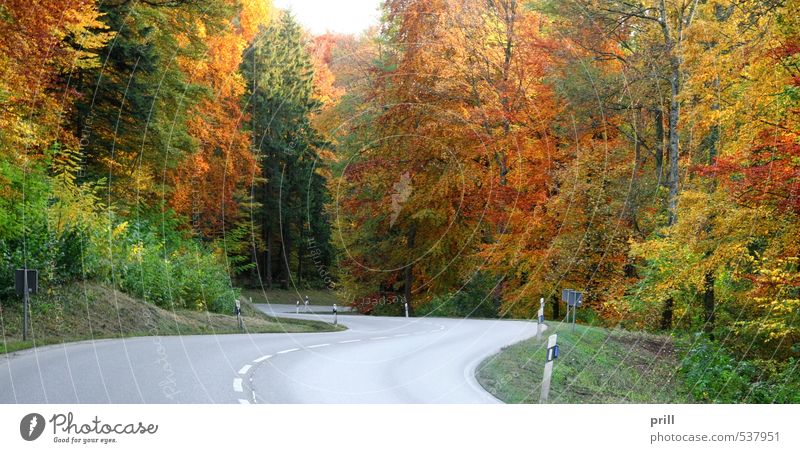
170;0;272;236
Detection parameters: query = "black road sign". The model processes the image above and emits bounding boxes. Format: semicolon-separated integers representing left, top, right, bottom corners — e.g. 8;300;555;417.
562;289;583;307
15;269;38;296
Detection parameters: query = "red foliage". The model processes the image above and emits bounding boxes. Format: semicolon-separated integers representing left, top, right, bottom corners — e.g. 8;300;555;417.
699;132;800;214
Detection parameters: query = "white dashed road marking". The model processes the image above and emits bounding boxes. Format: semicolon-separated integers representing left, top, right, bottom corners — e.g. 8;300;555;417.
238;399;250;404
253;355;272;363
394;333;410;337
233;378;243;392
238;365;251;375
308;343;330;349
277;348;299;354
370;336;390;340
338;339;361;344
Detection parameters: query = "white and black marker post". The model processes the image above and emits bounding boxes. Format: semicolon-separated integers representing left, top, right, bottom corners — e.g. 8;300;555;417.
536;297;545;341
332;303;338;326
304;295;309;312
404;302;409;318
296;300;300;314
539;333;559;403
235;299;243;330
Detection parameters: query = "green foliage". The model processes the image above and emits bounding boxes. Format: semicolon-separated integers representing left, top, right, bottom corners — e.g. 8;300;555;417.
681;337;800;403
415;273;499;318
0;144;238;314
242;12;334;289
116;236;239;313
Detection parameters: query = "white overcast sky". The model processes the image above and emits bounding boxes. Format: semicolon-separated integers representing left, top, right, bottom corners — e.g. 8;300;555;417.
273;0;381;35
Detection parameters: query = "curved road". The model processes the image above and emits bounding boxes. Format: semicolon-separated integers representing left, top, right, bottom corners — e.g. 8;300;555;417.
0;305;537;403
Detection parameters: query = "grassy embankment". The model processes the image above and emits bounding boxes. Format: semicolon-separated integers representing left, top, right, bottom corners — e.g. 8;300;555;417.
0;282;342;354
477;323;690;403
241;288;341;306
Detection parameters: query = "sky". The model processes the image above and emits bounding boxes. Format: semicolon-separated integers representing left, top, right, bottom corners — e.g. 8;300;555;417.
273;0;382;35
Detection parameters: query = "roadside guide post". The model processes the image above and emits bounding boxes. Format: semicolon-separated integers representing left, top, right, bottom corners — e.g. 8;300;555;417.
15;269;38;341
404;302;409;318
234;299;243;330
539;333;559;403
332;304;338;326
304;296;309;312
536;297;545;341
296;300;300;314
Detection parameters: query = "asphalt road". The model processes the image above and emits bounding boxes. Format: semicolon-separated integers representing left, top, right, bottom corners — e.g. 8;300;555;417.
0;304;537;403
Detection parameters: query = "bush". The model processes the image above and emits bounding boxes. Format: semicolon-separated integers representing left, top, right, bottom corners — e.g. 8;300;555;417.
114;219;239;314
0;163;239;314
681;336;800;403
415;272;499;318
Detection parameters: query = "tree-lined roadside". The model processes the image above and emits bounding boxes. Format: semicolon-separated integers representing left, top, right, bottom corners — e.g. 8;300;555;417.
0;283;341;355
1;0;798;403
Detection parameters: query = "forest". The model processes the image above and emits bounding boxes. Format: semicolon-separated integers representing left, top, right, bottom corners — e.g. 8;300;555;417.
1;0;798;402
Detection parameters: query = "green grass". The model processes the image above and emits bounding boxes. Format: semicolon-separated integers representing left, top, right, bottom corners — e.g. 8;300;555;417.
476;323;690;403
0;282;343;355
241;288;343;306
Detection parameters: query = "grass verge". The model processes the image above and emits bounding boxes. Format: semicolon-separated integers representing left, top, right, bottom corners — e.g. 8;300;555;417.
241;288;342;306
0;282;342;355
476;323;690;403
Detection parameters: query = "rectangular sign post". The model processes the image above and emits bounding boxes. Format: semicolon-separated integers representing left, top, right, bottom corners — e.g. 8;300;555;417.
561;289;573;325
570;291;577;330
562;289;584;331
15;269;38;342
536;297;545;341
540;333;558;403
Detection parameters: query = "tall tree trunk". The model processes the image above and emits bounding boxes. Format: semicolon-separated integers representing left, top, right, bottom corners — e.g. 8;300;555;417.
660;76;680;331
403;225;416;316
282;223;292;290
265;227;273;289
702;91;719;339
654;107;665;186
666;65;681;227
659;9;683;330
296;224;304;285
703;272;715;339
660;297;674;330
296;249;303;285
492;276;505;315
551;293;560;320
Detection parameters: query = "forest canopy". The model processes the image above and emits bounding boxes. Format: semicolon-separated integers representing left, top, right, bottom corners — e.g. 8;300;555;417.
1;0;798;401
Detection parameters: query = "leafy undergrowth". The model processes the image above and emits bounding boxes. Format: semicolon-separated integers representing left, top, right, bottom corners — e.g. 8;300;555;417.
680;337;800;403
477;323;689;403
0;282;342;354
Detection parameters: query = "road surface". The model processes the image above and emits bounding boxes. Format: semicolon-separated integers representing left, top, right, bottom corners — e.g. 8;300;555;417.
0;304;537;403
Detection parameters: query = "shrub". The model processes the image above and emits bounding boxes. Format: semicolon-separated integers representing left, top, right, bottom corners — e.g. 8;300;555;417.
415;272;499;318
681;336;800;403
0;152;240;315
